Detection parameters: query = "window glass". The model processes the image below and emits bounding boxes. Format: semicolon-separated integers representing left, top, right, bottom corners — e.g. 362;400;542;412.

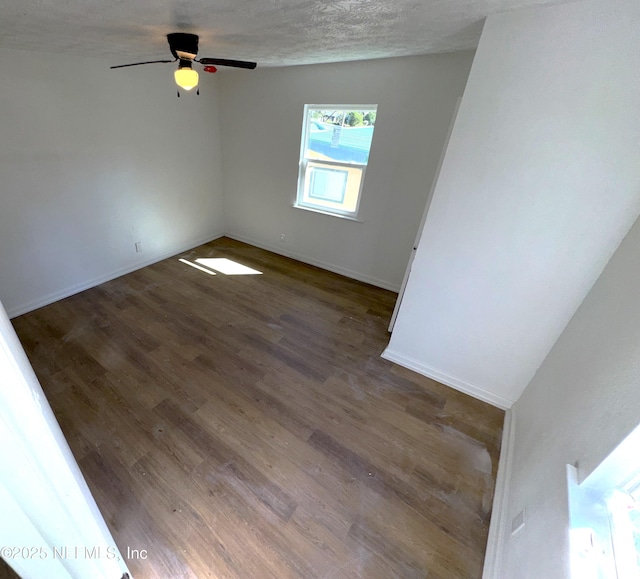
296;105;377;218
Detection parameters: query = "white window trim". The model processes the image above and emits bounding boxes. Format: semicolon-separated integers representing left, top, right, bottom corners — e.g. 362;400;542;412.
606;489;639;578
295;104;377;219
567;422;640;579
296;160;366;217
291;204;363;222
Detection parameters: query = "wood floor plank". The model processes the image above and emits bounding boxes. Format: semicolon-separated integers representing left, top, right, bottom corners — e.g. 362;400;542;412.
11;237;504;578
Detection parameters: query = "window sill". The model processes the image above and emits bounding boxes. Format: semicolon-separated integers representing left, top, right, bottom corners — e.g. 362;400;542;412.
292;204;363;222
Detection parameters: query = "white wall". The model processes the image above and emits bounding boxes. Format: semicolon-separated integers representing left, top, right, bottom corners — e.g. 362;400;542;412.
0;49;226;318
217;53;474;291
492;211;640;578
0;300;130;578
385;0;640;408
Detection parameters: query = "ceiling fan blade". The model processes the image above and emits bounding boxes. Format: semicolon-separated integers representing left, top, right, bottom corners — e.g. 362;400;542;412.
110;59;176;69
197;58;257;70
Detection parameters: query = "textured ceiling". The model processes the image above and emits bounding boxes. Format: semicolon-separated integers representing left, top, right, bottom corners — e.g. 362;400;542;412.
0;0;572;67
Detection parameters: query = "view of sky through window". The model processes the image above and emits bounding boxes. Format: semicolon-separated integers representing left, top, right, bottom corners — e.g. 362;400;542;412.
306;109;376;164
296;105;377;217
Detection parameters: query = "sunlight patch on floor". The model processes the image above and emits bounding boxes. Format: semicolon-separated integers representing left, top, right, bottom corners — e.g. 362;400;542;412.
196;258;262;275
178;257;262;276
178;259;216;275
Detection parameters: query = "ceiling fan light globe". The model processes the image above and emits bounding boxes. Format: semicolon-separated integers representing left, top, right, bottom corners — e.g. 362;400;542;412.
174;68;199;91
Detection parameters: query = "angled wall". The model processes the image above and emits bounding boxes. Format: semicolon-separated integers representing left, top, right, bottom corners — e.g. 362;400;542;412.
491;208;640;577
385;0;640;408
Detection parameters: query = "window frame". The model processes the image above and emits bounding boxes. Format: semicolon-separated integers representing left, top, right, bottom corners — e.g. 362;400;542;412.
606;478;640;577
567;423;640;578
295;104;377;220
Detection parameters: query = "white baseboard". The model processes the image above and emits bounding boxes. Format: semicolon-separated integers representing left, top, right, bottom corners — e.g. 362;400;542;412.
380;347;514;409
483;409;515;579
224;232;401;293
7;232;225;319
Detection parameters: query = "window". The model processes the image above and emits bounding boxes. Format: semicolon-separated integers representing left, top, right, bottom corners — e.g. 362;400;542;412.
295;105;377;218
606;479;640;576
567;424;640;579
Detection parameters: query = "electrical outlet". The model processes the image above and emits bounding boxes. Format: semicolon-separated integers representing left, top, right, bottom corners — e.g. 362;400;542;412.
135;242;143;253
280;233;286;243
511;509;525;535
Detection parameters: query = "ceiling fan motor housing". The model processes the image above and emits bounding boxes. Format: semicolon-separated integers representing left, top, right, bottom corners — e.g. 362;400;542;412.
167;33;199;61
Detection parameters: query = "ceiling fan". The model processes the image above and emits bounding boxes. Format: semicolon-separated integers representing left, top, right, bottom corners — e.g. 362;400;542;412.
111;33;257;95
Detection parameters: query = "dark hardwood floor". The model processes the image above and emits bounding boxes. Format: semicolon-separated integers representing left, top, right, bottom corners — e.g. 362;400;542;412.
0;558;20;579
11;237;504;578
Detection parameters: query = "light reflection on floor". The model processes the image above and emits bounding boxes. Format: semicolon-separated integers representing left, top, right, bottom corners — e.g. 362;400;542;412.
178;257;262;276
